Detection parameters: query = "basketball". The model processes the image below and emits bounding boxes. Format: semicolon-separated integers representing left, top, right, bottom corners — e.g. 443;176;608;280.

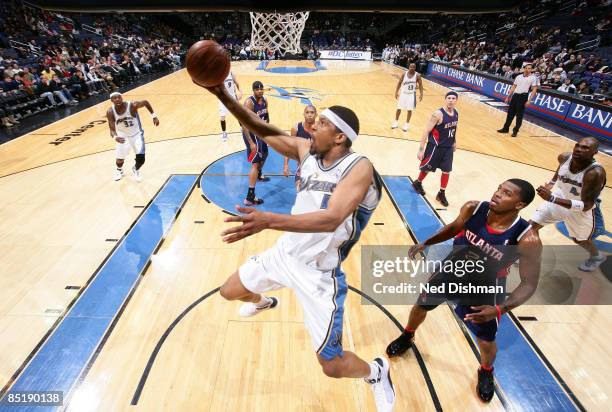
186;40;230;87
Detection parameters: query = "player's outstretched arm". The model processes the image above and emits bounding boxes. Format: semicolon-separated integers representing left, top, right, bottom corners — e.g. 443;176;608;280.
204;83;305;161
409;201;479;257
220;159;373;243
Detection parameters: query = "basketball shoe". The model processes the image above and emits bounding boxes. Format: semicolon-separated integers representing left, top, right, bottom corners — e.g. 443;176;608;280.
365;357;395;412
391;120;398;129
477;366;495;402
386;331;414;357
114;168;123;181
132;166;141;182
239;296;278;317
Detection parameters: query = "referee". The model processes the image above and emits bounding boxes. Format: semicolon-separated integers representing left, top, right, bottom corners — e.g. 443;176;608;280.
497;63;539;137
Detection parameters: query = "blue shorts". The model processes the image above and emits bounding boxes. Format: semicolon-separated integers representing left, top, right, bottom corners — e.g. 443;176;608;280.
420;143;453;173
454;304;498;342
243;130;268;164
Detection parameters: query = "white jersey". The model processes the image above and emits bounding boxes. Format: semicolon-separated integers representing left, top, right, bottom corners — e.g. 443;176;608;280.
112;101;142;138
553;156;603;200
223;72;237;98
400;71;418;95
278;152;382;271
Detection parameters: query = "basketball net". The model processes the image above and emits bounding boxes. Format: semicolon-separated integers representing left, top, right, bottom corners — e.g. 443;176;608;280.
249;12;310;56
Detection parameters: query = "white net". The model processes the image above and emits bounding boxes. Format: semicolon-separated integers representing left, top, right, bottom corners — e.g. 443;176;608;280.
249;12;310;56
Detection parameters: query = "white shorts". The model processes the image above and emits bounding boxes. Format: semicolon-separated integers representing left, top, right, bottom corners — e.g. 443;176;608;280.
239;243;347;360
398;92;416;110
218;101;228;117
115;133;145;159
531;200;603;241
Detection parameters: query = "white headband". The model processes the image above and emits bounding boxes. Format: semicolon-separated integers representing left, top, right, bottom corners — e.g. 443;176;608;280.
321;108;358;142
110;92;122;98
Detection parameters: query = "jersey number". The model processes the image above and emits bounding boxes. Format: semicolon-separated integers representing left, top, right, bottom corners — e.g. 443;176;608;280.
123;119;134;128
448;129;455;139
320;194;331;209
570;186;580;196
225;80;233;89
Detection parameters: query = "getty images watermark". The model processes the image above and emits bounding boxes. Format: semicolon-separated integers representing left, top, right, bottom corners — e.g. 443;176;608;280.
360;245;611;305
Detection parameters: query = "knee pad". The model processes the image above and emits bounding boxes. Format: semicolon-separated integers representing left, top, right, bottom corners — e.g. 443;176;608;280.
135;153;145;168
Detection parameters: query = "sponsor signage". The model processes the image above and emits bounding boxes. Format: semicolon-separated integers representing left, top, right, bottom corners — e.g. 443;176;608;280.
319;50;372;60
427;62;611;140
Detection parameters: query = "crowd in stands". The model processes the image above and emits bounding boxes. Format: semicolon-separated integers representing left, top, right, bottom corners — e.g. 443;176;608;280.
2;0;611;128
0;1;185;128
383;0;611;105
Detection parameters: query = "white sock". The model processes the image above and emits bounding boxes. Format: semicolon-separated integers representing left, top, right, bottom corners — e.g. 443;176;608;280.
366;362;380;381
255;295;270;307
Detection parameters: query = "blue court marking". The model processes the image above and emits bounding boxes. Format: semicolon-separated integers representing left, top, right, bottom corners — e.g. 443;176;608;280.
0;175;197;412
200;149;295;215
266;66;318;73
256;60;268;70
555;222;612;253
382;175;579;412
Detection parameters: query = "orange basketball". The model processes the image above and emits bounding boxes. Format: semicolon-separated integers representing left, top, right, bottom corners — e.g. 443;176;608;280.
186;40;230;87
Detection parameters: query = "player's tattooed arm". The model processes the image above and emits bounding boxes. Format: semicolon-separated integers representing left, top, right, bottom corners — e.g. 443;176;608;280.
500;229;542;313
417;111;441;159
207;83;305;161
409;201;479;258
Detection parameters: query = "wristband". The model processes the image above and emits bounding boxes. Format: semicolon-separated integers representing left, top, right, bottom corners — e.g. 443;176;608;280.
549;195;556;204
548;180;557;186
570;199;584;211
150;113;158;119
495;305;502;321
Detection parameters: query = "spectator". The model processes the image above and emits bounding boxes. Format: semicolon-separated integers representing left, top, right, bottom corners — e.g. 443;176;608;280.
577;80;592;95
557;78;577;94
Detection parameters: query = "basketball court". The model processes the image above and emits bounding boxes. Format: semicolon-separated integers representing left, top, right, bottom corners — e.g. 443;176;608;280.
1;1;611;410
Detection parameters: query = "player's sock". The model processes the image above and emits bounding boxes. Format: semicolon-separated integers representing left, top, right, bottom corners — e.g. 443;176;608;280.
239;296;278;317
418;171;427;182
366;361;381;382
220;120;226;131
247;187;255;200
441;172;449;190
255;295;272;308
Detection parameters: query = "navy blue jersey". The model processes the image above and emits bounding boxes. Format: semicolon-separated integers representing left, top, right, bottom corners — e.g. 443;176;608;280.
249;96;269;122
428;108;458;147
296;122;312;139
453;201;530;277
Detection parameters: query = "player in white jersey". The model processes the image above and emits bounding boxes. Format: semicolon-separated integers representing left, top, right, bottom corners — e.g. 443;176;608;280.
218;71;242;142
531;137;607;271
204;83;395;412
106;92;159;181
392;62;423;132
